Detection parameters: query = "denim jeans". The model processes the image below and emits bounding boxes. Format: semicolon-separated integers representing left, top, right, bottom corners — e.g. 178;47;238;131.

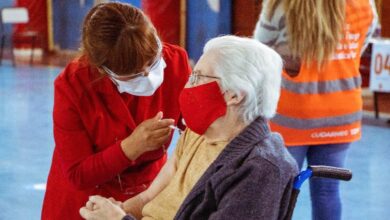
288;143;350;220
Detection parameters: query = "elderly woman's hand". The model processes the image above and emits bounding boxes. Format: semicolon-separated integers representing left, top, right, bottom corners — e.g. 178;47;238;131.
79;195;127;220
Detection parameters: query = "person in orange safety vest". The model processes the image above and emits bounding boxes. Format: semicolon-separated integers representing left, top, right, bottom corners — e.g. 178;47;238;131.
254;0;377;219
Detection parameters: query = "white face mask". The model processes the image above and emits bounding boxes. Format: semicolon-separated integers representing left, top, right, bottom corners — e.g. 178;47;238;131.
103;57;166;96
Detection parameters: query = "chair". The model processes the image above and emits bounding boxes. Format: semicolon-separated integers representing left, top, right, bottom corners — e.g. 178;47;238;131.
284;166;353;220
0;7;40;66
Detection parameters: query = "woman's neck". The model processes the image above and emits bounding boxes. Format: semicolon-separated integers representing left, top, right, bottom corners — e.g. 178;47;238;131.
203;113;247;143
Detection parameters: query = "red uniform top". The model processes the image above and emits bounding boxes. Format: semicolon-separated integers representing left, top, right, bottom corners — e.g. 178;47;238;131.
42;43;191;220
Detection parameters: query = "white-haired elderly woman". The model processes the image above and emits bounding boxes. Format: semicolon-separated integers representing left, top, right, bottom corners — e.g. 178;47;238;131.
80;35;298;220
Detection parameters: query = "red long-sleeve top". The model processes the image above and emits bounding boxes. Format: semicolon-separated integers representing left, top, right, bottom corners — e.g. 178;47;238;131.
42;43;191;220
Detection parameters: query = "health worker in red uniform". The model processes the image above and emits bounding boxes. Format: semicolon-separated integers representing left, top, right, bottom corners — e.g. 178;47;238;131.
41;2;191;219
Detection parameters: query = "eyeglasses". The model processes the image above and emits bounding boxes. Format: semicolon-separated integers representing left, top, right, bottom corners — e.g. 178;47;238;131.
189;71;220;86
103;37;163;81
103;55;162;81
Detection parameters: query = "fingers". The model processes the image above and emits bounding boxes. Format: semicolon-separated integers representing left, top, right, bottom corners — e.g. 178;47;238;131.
108;197;116;203
154;134;171;146
79;207;93;219
81;196;126;220
153;111;163;120
89;195;108;207
151;127;171;138
138;112;175;131
86;200;95;210
108;197;122;206
150;118;175;130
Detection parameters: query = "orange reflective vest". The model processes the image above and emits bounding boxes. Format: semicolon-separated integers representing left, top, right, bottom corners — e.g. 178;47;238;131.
270;0;375;146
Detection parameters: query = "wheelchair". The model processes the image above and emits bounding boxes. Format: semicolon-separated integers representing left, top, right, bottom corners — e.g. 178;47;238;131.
285;165;353;220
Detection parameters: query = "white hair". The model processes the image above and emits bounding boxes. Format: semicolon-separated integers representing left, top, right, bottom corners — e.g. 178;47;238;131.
203;35;282;122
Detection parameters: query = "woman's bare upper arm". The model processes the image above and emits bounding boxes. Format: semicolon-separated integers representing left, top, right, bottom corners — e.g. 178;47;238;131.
142;153;178;201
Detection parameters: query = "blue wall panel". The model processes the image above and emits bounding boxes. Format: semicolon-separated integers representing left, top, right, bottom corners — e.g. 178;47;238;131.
52;0;141;50
52;0;93;50
0;0;16;48
186;0;232;62
121;0;141;8
0;0;15;7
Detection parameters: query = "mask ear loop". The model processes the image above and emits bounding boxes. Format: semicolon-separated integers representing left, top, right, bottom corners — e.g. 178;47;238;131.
102;65;114;76
155;35;163;54
101;66;119;86
141;35;163;77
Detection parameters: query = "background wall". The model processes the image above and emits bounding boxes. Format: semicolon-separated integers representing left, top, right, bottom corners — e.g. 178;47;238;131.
15;0;48;50
0;0;17;48
186;0;232;62
380;0;389;37
52;0;92;50
2;0;387;60
232;0;262;37
51;0;141;51
0;0;14;8
142;0;180;45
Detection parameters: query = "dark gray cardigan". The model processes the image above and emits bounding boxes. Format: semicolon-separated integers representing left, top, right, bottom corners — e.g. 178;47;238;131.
173;117;298;220
123;117;298;220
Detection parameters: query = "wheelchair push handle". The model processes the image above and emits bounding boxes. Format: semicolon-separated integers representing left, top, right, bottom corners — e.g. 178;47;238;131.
285;166;352;220
309;165;352;181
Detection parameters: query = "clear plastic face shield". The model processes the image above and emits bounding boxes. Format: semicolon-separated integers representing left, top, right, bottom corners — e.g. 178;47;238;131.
103;38;166;96
102;38;163;81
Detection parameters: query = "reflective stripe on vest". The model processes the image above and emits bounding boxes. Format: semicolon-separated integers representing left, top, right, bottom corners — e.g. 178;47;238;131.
282;76;362;94
268;0;373;145
271;111;362;130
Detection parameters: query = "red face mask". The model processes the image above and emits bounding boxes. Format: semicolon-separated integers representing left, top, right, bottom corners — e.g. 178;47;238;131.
179;81;227;135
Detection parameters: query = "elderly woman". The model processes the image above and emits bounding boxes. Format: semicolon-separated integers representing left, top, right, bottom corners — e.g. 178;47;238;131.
79;36;298;220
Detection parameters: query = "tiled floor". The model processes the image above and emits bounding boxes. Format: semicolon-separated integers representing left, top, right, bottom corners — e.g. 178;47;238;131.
0;62;389;219
0;62;59;219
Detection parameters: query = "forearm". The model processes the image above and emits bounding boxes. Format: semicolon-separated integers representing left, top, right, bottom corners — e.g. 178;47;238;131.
120;137;145;161
253;0;285;49
361;0;379;54
122;192;149;219
63;141;132;190
121;154;178;218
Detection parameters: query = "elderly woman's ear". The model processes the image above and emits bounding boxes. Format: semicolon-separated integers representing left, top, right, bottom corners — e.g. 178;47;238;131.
225;90;245;106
